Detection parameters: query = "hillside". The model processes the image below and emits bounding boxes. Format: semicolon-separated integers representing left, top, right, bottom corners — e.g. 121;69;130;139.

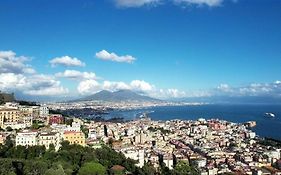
0;91;15;104
75;90;160;102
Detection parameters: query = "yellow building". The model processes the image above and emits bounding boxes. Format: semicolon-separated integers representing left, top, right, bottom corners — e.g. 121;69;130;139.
19;106;40;119
63;131;86;146
0;108;21;128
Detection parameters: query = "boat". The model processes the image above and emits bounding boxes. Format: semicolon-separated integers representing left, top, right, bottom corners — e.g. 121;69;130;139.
265;112;275;118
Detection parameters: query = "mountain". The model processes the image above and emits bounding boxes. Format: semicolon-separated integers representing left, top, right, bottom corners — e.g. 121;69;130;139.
0;91;15;104
74;90;160;102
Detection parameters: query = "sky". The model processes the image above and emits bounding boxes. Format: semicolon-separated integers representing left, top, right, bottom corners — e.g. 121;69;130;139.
0;0;281;101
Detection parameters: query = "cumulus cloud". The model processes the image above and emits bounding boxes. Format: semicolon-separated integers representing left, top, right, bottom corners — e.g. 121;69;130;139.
0;73;27;90
77;79;100;95
214;81;281;97
49;56;85;67
0;50;36;74
77;79;154;95
0;73;68;96
148;88;187;99
166;88;186;98
114;0;160;7
77;79;188;99
0;50;69;96
55;70;97;80
130;80;154;91
103;81;131;91
96;50;136;63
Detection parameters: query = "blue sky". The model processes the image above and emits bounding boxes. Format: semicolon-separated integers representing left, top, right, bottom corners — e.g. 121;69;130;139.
0;0;281;100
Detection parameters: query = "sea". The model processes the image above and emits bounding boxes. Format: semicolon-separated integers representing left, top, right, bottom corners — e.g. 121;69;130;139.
101;104;281;140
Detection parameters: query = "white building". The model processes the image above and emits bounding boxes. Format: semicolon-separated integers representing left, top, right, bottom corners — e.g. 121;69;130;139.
88;128;97;140
163;154;174;170
38;132;60;150
122;148;145;167
65;122;81;132
16;130;38;147
39;106;49;118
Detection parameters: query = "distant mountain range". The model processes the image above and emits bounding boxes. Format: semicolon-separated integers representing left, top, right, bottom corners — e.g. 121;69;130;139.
73;90;161;102
0;91;15;104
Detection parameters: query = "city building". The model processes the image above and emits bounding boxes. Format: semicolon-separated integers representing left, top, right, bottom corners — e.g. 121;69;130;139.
48;114;64;125
63;131;85;146
38;132;60;150
0;108;21;128
16;130;38;147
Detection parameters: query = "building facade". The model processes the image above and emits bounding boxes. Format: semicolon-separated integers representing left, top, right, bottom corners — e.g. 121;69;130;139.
0;108;21;128
16;130;38;147
38;132;60;150
63;131;85;146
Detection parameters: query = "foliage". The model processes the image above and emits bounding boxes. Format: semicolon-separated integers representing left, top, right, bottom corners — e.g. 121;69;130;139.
172;161;199;175
0;139;147;175
65;118;74;126
6;126;13;132
78;162;106;175
31;120;45;129
81;125;89;138
148;127;171;135
0;135;201;175
16;100;39;106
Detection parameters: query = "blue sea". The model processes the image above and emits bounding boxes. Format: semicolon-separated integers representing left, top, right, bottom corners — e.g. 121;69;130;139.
102;104;281;140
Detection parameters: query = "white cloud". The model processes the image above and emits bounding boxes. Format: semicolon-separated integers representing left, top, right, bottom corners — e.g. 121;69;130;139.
24;74;69;96
76;78;189;99
130;80;154;91
96;50;136;63
214;81;281;97
77;79;100;95
149;88;187;99
115;0;160;7
77;79;153;95
0;73;27;90
0;73;69;96
55;70;97;80
103;81;131;91
166;88;186;98
174;0;224;7
0;50;36;74
24;85;68;96
49;56;85;67
217;83;233;93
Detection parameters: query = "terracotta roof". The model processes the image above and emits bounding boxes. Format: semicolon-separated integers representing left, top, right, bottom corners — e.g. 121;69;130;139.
110;165;125;171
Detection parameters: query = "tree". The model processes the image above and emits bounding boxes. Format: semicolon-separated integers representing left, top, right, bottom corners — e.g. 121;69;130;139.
6;126;13;132
81;125;89;138
48;143;55;152
173;161;198;175
14;145;27;159
104;125;108;137
0;159;16;175
78;162;106;175
23;160;48;175
142;163;156;175
44;164;66;175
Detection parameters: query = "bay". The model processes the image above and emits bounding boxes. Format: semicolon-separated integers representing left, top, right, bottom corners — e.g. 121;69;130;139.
101;104;281;140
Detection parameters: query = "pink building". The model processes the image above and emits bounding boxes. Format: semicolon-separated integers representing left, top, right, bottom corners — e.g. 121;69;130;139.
48;114;64;125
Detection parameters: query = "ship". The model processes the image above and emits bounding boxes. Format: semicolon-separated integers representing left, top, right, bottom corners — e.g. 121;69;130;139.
265;112;275;118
